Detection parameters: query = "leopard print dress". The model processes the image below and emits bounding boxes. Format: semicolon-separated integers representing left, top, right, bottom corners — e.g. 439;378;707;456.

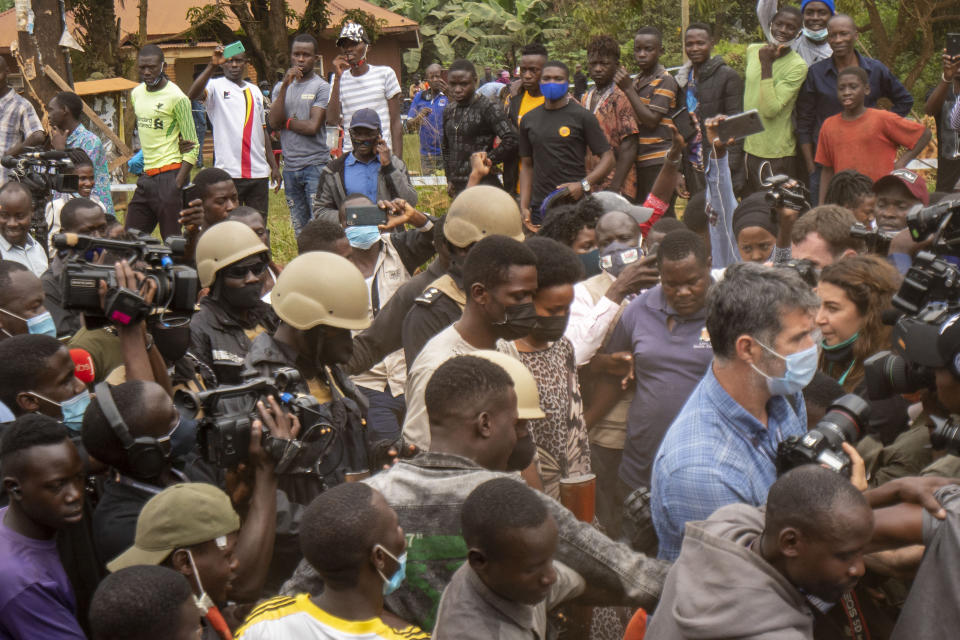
518;337;591;499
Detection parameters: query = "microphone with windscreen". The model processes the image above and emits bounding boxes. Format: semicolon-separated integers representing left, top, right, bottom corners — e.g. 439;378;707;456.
70;348;96;384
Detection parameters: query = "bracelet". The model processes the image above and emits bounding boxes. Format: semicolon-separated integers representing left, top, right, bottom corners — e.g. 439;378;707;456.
944;73;955;84
285;117;292;130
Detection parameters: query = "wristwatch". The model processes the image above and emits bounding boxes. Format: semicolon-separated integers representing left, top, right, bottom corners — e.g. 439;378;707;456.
580;178;592;194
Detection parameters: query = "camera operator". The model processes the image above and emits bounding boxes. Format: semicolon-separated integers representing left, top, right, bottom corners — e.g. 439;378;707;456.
0;181;46;276
816;256;910;445
0;260;53;341
873;168;928;235
651;262;819;560
41;197;108;338
0;56;45;186
177;167;240;263
228;207;280;299
790;205;862;268
190;221;278;387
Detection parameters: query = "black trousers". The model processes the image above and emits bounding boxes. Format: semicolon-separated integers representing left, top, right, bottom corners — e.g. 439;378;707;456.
235;177;270;218
125;170;182;239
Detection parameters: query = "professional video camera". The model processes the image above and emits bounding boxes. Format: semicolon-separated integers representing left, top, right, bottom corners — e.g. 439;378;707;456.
51;232;198;328
175;369;354;476
906;198;960;252
1;148;81;253
776;394;870;477
930;415;960;456
762;173;811;214
849;223;897;255
777;258;818;288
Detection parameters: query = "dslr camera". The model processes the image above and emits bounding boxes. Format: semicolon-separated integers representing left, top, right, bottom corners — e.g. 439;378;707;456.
776;394;870;477
1;149;81;252
849;223;897;255
777;258;818;288
762;173;811;214
175;369;342;473
52;233;198;328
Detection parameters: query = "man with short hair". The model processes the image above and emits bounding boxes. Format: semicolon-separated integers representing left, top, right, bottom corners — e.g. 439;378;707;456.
872;168;929;235
651;263;819;560
0;414;86;639
401;235;536;449
0;334;88;430
0;182;47;276
0;56;45;186
599;229;714;496
519;60;614;227
41;197;107;337
646;465;873;639
442;59;518;196
503;43;548;194
758;0;836;67
790;204;862;267
796;14;913;204
313;109;417;224
237;483;428;639
407;63;448;174
328;22;403;158
268;34;330;234
573;63;588;101
89;566;201;640
125;44;199;239
188;44;282;214
47;91;114;214
181;166;241;233
0;260;53;341
297;218;349;257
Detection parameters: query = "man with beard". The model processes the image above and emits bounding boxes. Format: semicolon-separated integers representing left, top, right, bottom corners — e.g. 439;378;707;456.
282;354;669;633
189;221;278;387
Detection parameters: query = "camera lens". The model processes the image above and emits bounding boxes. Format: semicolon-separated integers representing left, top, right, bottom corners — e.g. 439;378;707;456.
816;394;870;446
930;416;960;456
863;351;934;399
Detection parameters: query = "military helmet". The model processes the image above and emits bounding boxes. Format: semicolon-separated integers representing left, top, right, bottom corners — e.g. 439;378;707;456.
443;185;525;248
470;350;545;420
195;221;268;288
271;252;371;331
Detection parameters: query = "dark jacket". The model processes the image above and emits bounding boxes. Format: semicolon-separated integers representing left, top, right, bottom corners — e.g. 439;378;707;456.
188;295;279;387
313;153;418;224
677;56;745;193
502;88;539;194
41;257;82;338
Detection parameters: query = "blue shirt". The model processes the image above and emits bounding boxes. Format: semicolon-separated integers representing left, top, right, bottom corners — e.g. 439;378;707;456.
343;152;381;204
407;89;448;156
796;52;913;150
650;365;807;561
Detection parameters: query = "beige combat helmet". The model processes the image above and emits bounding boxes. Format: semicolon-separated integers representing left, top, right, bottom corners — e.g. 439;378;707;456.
271;252;371;331
443;185;525;248
470;350;546;420
195;220;268;288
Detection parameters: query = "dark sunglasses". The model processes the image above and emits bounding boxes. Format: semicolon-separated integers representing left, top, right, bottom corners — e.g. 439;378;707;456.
222;260;268;279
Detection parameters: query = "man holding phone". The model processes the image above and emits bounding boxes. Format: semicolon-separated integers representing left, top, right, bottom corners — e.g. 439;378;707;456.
925;43;960;192
314;109;417;224
188;43;282;216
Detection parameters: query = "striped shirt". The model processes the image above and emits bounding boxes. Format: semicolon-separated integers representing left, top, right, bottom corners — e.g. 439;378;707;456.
632;66;678;167
204;77;269;179
338;65;402;153
236;593;429;640
0;89;43;185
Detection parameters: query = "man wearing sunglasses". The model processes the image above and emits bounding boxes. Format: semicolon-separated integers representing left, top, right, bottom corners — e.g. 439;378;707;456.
190;221;279;387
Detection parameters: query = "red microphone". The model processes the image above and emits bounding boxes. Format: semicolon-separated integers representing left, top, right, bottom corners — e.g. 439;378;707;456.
70;348;96;385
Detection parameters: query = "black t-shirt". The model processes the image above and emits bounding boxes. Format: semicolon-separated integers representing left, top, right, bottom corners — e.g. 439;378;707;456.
519;100;611;206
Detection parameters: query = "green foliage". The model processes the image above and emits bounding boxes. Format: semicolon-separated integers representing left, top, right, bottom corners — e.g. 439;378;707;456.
712;40;747;76
299;0;331;34
0;0;13;11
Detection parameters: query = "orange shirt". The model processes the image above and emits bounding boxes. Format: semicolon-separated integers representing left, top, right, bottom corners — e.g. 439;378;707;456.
815;108;926;182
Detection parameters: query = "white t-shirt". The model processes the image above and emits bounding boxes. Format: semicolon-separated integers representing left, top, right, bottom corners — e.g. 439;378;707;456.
401;324;520;449
45;195;107;255
204;76;269;179
338;65;401;153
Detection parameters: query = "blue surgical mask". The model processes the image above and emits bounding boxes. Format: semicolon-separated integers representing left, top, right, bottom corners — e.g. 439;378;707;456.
58;390;92;432
0;308;57;338
750;339;820;396
375;544;407;595
539;81;568;101
802;26;828;42
345;225;381;250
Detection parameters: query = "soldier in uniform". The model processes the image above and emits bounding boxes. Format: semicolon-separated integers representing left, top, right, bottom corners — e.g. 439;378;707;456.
401;185;526;365
189;221;278;387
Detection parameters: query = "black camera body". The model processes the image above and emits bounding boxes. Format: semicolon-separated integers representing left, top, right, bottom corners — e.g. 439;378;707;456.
850;223;897;255
907;199;960;251
1;149;81;253
778;258;819;288
763;174;811;214
776;394;870;477
930;415;960;456
175;368;331;470
52;233;197;326
892;252;960;316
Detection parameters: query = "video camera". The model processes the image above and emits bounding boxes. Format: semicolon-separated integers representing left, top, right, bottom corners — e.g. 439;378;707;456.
1;149;81;252
849;223;897;255
930;415;960;456
52;232;198;328
174;369;343;474
777;258;818;288
907;198;960;253
762;173;811;214
776;394;870;477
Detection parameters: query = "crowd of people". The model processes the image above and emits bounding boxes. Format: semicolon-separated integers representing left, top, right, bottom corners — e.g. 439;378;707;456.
0;4;959;639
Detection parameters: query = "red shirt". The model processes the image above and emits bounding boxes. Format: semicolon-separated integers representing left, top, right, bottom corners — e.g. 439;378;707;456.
815;108;926;181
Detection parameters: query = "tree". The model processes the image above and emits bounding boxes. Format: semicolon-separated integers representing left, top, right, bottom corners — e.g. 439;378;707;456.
379;0;488;71
69;0;124;77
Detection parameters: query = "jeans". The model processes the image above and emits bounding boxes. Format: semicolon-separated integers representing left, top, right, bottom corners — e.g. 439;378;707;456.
357;385;405;441
283;164;322;234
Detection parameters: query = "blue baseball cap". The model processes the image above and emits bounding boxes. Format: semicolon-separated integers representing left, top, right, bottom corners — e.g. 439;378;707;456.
801;0;835;14
350;108;382;131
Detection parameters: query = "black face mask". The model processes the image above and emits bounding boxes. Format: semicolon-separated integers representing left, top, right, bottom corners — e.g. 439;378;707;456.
447;253;466;283
219;282;262;310
491;302;539;341
506;434;537;471
317;326;355;365
530;313;569;343
578;249;602;279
